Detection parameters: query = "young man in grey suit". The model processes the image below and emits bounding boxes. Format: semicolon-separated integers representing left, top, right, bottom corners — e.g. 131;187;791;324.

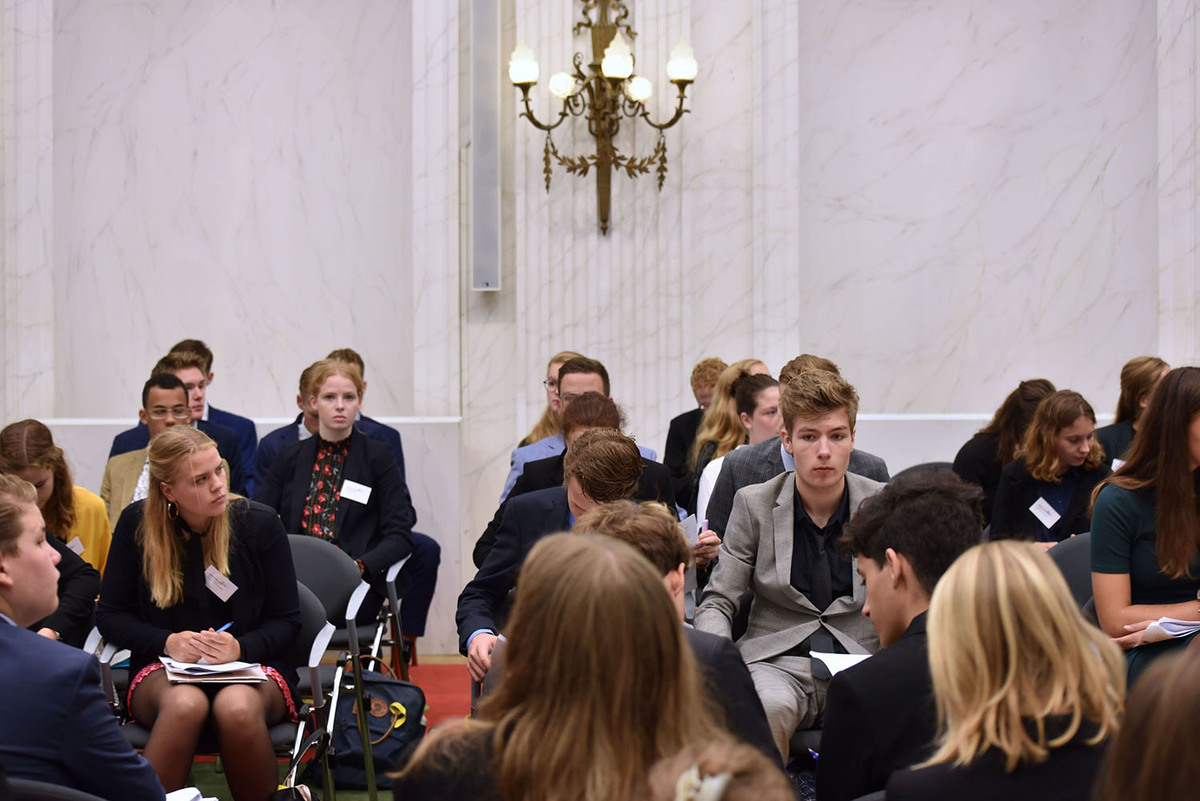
703;354;890;539
694;369;884;759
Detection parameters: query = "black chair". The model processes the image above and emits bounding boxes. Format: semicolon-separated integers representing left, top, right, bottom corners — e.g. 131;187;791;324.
289;535;401;801
287;535;410;682
1047;532;1092;609
8;779;106;801
849;791;887;801
890;462;954;481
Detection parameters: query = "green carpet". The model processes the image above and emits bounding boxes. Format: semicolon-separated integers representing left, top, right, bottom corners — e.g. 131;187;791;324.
191;758;377;801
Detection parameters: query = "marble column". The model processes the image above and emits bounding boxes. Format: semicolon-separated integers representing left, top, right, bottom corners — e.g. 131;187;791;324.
1;0;56;421
1157;0;1200;366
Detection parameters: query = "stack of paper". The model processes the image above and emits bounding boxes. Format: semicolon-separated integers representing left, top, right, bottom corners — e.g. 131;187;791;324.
159;656;267;684
1140;617;1200;645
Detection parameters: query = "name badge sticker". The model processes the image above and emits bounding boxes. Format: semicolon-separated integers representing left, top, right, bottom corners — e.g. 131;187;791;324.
341;479;372;505
66;537;85;555
1029;497;1062;529
205;566;238;602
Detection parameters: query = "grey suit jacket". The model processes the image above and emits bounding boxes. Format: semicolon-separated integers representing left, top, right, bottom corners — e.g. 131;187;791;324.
695;471;884;664
705;437;890;537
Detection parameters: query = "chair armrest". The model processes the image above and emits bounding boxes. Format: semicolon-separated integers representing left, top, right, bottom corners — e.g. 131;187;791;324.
308;621;336;670
83;626;104;655
384;554;410;584
346;581;371;623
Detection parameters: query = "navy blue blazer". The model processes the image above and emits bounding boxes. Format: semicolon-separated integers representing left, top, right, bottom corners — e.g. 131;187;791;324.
0;622;163;799
472;453;676;568
34;535;99;647
817;613;935;801
207;406;259;496
97;499;302;694
456;487;571;653
256;414;409;501
256;431;414;582
108;419;248;496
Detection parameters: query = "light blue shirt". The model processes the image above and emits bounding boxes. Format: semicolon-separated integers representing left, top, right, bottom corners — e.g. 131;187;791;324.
500;433;658;503
781;440;794;471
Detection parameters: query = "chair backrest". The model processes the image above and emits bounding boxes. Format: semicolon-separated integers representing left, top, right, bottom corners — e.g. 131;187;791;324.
288;534;364;623
1047;532;1092;608
890;462;955;482
292;581;333;669
9;778;107;801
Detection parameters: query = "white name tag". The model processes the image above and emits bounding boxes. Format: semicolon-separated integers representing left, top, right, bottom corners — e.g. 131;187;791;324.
1029;497;1062;529
205;565;238;602
341;479;372;505
1112;458;1126;471
66;537;85;555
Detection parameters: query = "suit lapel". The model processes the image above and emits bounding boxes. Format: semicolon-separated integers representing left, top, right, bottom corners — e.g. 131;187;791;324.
771;476;818;612
288;438;317;530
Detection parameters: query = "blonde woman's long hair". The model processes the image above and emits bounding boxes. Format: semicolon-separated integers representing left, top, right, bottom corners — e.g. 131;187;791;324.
922;541;1124;772
522;350;586;445
689;359;767;472
403;534;721;801
139;426;232;608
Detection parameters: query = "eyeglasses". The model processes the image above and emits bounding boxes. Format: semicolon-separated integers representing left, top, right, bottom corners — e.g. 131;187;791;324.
543;379;559;391
147;405;192;420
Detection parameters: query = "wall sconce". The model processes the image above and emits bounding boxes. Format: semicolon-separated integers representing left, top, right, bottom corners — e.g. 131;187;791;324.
509;0;697;234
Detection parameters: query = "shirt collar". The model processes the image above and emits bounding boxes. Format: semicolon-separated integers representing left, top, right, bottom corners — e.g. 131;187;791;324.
793;482;850;531
0;612;16;627
780;440;795;471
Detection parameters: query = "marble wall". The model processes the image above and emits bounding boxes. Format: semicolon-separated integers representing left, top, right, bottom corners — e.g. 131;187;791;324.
3;0;1199;653
461;0;1194;544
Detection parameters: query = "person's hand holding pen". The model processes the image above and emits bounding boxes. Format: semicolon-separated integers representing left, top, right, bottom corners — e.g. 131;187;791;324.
192;621;241;664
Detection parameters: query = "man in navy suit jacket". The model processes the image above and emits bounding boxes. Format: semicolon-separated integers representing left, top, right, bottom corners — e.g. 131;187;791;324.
456;429;646;681
108;350;249;495
0;475;162;800
816;470;984;801
167;339;258;489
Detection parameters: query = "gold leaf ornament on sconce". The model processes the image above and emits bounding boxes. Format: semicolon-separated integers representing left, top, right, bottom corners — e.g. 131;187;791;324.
508;0;697;234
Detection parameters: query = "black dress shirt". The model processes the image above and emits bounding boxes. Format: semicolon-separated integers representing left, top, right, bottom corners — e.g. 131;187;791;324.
788;485;852;656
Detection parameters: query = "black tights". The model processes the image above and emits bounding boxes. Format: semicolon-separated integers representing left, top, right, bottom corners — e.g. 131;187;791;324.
130;669;287;801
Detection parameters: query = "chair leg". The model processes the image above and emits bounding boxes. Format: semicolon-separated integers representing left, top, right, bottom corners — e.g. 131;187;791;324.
349;650;378;801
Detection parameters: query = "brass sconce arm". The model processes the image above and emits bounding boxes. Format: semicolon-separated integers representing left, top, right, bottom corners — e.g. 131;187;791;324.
630;81;692;131
514;83;573;132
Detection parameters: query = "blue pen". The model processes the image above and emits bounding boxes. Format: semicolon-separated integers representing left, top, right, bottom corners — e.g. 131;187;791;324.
215;621;233;634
